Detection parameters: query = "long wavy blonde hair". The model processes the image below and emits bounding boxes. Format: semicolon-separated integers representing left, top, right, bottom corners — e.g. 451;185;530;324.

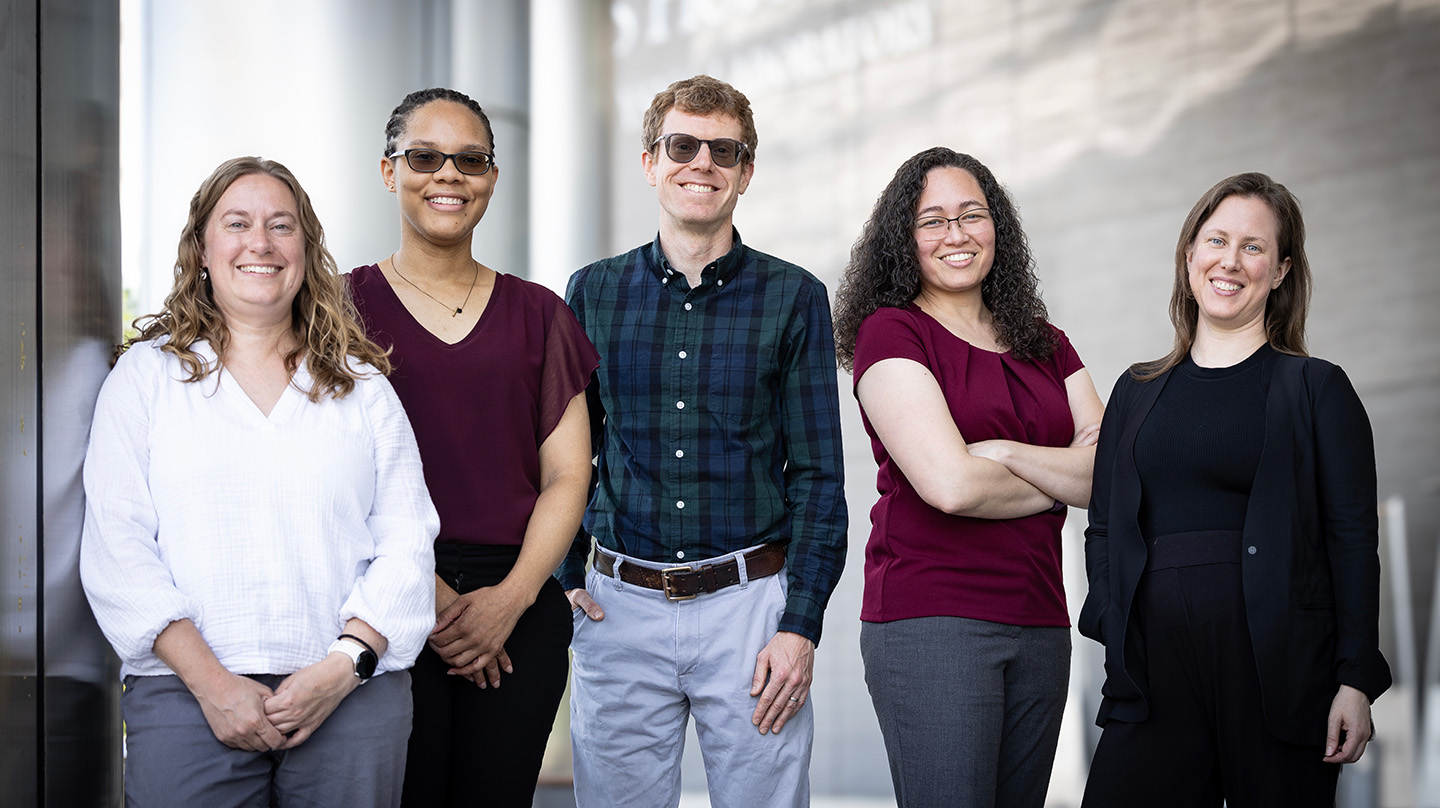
127;156;389;399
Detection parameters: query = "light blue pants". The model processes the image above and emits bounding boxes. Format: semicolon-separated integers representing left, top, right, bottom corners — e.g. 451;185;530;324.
569;547;813;808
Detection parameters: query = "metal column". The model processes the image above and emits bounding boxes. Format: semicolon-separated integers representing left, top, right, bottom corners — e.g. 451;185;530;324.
1;0;123;804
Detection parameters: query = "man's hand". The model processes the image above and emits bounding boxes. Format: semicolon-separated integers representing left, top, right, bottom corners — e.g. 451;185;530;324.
566;588;604;621
264;654;359;749
750;631;814;735
430;584;527;689
192;671;287;751
1324;684;1373;763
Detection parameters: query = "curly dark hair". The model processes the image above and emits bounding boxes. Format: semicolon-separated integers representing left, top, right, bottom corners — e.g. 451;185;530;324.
383;87;495;160
834;147;1054;372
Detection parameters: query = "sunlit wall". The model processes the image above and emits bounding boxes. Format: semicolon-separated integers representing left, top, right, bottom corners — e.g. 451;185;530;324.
600;1;1439;802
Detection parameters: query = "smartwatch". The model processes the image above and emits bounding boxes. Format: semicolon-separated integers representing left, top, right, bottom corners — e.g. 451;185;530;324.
327;635;378;683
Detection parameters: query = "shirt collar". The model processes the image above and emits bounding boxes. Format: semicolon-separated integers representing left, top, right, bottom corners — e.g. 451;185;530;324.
646;227;747;289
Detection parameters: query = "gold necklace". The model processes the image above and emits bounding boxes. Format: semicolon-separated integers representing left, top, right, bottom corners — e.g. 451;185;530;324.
390;254;480;317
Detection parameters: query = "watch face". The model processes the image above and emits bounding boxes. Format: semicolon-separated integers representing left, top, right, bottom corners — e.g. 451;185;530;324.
356;650;378;680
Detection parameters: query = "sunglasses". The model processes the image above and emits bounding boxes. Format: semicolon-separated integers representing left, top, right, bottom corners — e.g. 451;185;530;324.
389;148;495;176
651;133;749;168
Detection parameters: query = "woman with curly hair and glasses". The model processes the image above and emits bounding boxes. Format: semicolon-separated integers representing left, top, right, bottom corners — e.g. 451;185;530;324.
834;146;1103;808
81;156;438;807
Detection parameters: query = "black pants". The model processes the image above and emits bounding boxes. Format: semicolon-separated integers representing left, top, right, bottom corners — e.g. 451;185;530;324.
1082;531;1340;808
401;543;573;808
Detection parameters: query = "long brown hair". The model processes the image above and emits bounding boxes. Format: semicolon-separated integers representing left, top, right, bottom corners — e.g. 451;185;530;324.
1130;172;1311;381
127;156;390;399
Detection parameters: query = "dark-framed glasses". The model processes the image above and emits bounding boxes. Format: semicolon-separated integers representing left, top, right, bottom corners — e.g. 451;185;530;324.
651;133;749;168
914;208;993;239
389;148;495;176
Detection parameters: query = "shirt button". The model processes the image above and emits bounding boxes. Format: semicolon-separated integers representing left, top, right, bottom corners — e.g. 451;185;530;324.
684;302;693;311
676;551;685;559
676;500;685;509
1247;546;1257;555
717;278;724;287
675;449;684;458
662;277;669;284
676;401;685;409
678;350;687;359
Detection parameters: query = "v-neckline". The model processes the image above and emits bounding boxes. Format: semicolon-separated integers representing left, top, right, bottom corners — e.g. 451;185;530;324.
377;264;501;349
211;350;307;425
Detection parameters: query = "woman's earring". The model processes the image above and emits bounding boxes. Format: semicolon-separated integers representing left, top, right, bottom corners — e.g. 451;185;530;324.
200;269;209;281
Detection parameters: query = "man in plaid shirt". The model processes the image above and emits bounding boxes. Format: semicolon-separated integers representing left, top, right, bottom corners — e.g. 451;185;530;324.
560;75;847;807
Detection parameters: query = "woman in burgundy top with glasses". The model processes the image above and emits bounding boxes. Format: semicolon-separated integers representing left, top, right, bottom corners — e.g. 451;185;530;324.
348;88;598;808
834;147;1104;808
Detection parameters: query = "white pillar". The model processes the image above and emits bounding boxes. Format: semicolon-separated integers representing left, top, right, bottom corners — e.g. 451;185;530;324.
450;0;530;279
528;0;611;294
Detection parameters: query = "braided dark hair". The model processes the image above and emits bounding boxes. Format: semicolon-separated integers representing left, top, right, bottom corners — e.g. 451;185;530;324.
383;88;495;159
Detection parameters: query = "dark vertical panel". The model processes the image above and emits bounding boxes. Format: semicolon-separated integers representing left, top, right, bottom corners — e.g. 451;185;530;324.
39;0;124;806
0;0;42;804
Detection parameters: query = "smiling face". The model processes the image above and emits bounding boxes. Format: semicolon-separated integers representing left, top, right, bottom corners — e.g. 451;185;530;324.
1185;194;1291;336
911;167;996;300
200;173;306;327
381;100;498;248
643;108;754;235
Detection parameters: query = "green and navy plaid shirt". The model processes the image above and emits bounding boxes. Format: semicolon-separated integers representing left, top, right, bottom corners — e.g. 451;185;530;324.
559;231;847;645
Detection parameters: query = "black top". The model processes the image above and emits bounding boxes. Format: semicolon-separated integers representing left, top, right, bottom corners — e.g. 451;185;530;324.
1135;343;1273;538
1080;349;1391;742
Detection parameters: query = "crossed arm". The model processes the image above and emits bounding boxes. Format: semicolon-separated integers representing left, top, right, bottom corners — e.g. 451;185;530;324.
857;358;1104;516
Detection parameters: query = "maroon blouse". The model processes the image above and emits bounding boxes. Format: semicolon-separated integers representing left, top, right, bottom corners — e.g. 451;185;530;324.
348;265;599;546
852;305;1083;626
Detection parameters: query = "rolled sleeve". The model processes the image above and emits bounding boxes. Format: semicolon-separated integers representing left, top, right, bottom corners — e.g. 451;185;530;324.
1313;366;1391;701
80;347;201;669
339;377;439;671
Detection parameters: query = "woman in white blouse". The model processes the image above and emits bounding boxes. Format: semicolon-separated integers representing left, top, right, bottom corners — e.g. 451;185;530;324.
81;157;438;808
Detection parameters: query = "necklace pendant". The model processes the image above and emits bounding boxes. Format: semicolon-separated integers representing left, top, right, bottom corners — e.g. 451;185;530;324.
453;307;462;317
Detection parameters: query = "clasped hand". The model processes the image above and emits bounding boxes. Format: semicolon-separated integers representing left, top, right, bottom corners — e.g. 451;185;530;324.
430;583;526;688
194;657;357;751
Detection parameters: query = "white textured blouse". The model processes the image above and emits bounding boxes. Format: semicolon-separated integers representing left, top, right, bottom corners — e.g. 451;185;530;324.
80;339;438;679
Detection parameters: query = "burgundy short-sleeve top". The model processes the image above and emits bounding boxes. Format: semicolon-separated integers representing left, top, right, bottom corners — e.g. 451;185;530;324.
852;305;1084;626
348;265;599;546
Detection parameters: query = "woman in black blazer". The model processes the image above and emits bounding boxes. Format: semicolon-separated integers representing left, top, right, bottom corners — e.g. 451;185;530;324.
1079;173;1391;806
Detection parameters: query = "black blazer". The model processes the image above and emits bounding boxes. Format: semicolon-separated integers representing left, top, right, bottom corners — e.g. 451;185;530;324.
1079;349;1392;744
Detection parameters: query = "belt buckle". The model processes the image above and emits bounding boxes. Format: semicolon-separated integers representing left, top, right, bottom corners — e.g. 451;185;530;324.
660;565;696;601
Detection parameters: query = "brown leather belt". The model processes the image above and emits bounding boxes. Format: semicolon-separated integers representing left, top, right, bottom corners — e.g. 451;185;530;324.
592;543;787;601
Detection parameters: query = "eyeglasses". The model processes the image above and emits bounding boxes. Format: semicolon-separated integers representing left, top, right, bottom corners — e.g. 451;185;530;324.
389;148;495;176
914;208;993;239
651;133;749;168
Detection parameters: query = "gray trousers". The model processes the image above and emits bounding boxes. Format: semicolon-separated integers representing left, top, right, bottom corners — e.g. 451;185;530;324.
121;670;412;808
861;616;1070;808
